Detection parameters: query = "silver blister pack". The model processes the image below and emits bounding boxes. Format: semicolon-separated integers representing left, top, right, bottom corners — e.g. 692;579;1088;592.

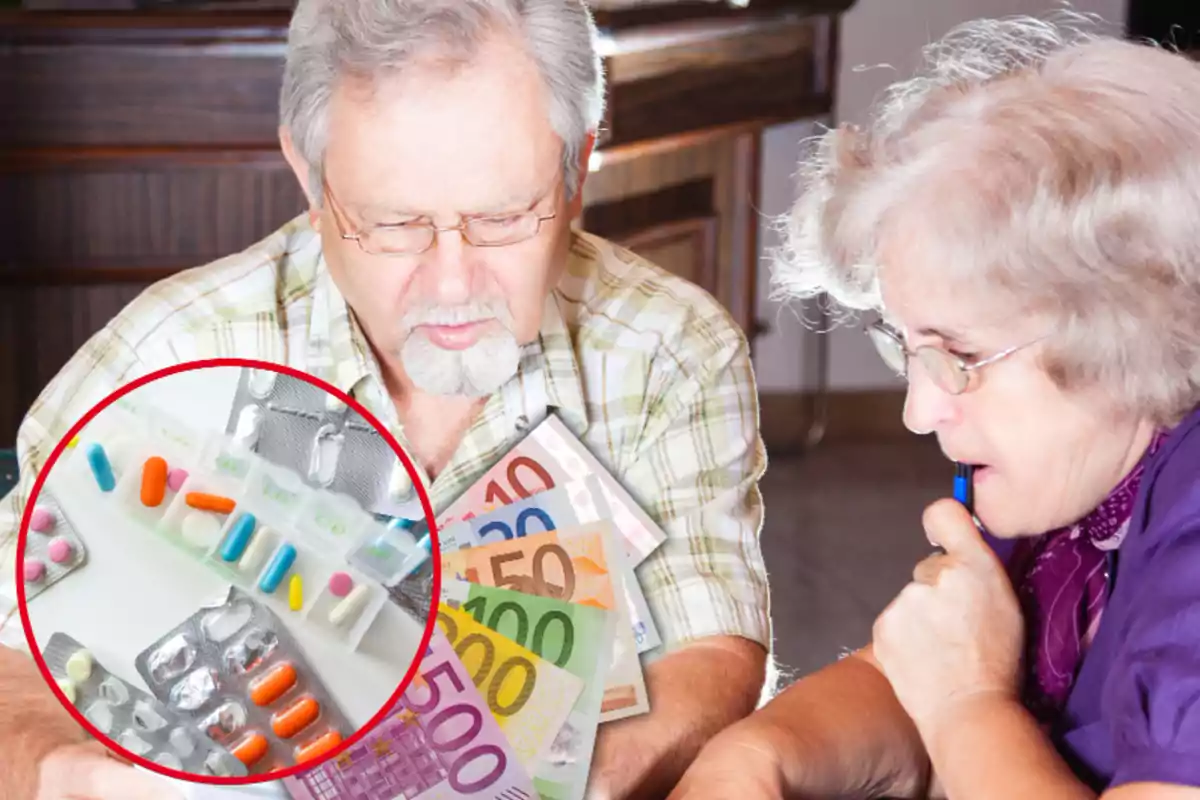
224;368;421;520
135;586;352;775
41;632;246;777
22;486;88;600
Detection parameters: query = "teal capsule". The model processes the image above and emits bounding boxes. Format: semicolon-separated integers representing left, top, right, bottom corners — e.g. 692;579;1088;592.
258;543;296;594
220;513;257;563
86;443;116;492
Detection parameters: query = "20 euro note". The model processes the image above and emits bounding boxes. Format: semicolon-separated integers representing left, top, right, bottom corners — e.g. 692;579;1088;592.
440;486;662;653
437;604;586;774
437;414;667;566
444;578;615;800
441;522;650;723
281;626;535;800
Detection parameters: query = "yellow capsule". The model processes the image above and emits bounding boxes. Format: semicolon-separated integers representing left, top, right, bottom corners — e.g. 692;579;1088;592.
289;574;303;612
66;435;80;449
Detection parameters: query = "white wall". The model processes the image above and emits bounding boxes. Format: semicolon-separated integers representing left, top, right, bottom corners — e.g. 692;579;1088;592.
753;0;1129;392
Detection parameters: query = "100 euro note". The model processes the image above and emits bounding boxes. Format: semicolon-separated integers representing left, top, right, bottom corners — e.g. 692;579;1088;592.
437;604;585;774
444;578;615;800
437;413;667;566
281;626;535;800
439;486;662;653
441;521;650;723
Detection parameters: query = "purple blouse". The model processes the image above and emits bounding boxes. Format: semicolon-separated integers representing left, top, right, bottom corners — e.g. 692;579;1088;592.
988;404;1200;789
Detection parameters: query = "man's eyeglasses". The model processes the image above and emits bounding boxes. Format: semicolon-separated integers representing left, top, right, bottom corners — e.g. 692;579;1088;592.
322;177;558;256
866;320;1039;396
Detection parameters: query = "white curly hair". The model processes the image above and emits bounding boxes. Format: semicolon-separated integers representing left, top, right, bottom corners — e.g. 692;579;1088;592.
772;14;1200;424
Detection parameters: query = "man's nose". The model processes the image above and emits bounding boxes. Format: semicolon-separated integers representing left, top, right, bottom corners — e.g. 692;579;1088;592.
421;225;475;306
902;363;959;435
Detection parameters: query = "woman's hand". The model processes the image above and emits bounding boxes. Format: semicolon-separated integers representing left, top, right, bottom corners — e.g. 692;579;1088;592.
873;498;1025;743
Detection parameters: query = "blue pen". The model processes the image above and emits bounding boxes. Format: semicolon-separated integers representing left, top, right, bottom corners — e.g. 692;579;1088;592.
953;462;974;512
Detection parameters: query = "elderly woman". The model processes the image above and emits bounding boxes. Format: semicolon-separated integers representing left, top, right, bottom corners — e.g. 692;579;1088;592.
670;16;1200;800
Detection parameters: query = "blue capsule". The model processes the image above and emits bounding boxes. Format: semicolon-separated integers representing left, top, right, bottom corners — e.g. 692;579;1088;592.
86;443;116;492
258;543;296;594
220;513;257;563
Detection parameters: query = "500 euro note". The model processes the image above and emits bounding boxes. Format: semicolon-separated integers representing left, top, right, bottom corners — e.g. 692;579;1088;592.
444;579;615;800
440;486;661;653
282;626;535;800
437;604;585;774
437;414;667;566
441;522;650;723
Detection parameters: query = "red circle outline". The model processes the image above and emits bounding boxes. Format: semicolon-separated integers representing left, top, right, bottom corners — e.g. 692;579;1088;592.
15;358;442;785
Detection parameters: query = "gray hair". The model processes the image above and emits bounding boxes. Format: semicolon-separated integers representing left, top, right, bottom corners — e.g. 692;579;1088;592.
772;14;1200;424
280;0;605;201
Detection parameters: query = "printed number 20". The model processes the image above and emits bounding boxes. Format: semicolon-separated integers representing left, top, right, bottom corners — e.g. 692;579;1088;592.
478;507;555;542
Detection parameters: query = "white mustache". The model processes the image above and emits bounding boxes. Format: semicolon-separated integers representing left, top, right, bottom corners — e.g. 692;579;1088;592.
401;302;512;329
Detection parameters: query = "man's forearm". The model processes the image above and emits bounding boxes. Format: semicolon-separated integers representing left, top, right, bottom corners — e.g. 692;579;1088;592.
757;650;931;798
0;644;89;799
589;635;767;800
673;649;931;799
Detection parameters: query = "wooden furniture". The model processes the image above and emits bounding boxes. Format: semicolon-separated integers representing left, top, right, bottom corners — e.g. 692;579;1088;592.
0;0;853;444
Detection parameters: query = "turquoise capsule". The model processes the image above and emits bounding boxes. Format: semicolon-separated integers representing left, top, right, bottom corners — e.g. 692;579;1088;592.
258;543;296;594
86;443;116;492
220;513;257;563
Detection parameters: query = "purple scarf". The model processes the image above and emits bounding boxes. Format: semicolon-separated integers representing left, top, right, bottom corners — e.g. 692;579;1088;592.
1007;432;1168;724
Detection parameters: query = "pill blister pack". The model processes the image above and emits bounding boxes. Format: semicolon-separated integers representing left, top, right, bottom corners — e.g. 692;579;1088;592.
56;392;417;651
135;586;351;775
225;368;419;519
42;632;246;777
22;486;88;600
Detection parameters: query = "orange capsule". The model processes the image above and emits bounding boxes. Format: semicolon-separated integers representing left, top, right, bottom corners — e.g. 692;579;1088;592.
231;732;269;767
294;730;342;764
140;457;168;507
248;662;296;706
271;695;319;739
185;492;237;514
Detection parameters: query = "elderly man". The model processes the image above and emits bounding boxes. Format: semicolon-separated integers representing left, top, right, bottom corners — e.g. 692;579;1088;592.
0;0;770;798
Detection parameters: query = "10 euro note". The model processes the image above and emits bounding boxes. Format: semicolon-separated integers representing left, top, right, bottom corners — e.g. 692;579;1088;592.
440;486;662;653
437;604;585;774
437;413;667;566
282;626;535;800
444;578;615;800
441;522;650;723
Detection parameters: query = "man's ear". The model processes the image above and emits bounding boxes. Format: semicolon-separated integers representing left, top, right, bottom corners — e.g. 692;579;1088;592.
279;126;321;228
566;132;597;220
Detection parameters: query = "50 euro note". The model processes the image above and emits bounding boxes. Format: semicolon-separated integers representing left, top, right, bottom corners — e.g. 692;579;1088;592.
444;578;615;800
440;486;662;653
441;521;650;723
437;604;586;775
437;414;667;566
281;626;535;800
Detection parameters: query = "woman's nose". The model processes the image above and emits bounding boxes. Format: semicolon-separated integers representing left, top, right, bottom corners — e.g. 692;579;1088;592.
902;364;958;435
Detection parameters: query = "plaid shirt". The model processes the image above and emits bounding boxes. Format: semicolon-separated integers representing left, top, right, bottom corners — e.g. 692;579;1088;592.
0;215;770;657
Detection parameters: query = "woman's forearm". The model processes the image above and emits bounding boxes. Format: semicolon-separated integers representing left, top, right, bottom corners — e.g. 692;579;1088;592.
923;693;1095;800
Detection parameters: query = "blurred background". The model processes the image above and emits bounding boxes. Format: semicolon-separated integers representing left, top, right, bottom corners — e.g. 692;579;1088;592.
1;0;1196;679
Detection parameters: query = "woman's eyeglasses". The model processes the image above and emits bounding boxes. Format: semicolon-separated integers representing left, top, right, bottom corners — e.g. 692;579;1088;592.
866;321;1040;395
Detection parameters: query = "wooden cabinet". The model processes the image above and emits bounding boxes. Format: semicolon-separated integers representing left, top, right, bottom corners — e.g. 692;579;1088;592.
0;0;852;444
